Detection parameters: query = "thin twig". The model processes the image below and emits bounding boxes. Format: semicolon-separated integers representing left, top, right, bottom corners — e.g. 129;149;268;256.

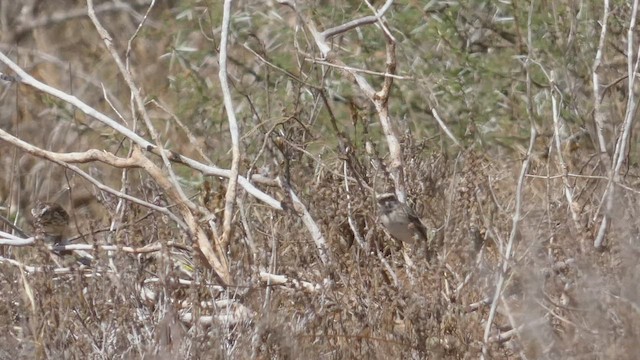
320;0;395;40
548;71;580;228
432;108;462;148
306;58;412;80
482;1;537;357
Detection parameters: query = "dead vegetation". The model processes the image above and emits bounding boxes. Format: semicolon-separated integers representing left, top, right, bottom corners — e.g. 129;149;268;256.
1;0;640;359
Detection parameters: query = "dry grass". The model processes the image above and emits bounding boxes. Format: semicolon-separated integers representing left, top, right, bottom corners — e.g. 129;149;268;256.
1;0;640;359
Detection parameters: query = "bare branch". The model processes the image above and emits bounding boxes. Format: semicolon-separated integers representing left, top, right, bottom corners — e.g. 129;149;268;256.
591;0;611;158
482;113;535;356
549;71;580;228
595;0;640;249
259;271;327;292
0;50;282;211
432;108;462;148
283;182;332;265
306;58;412;80
0;127;186;227
320;0;395;40
482;2;537;356
219;0;241;249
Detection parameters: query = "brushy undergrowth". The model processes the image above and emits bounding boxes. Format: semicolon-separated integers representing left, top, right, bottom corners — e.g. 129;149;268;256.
1;1;640;359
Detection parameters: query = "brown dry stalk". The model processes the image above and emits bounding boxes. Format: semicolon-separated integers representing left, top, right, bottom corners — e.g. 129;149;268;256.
132;148;230;284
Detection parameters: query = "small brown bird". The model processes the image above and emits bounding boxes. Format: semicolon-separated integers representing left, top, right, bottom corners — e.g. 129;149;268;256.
31;201;70;240
377;193;429;245
31;201;71;253
31;201;93;266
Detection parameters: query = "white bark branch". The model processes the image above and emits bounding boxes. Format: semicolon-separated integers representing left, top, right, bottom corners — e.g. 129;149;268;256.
219;0;241;248
0;51;282;211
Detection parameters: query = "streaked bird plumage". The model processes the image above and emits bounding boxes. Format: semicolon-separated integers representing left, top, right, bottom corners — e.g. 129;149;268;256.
377;193;428;245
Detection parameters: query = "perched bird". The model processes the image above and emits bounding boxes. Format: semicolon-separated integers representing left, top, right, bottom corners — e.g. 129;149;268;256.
31;201;71;255
31;201;69;242
31;201;93;266
377;193;429;245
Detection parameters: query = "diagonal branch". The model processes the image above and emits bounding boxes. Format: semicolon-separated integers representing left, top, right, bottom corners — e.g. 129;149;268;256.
0;127;185;227
0;50;282;211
